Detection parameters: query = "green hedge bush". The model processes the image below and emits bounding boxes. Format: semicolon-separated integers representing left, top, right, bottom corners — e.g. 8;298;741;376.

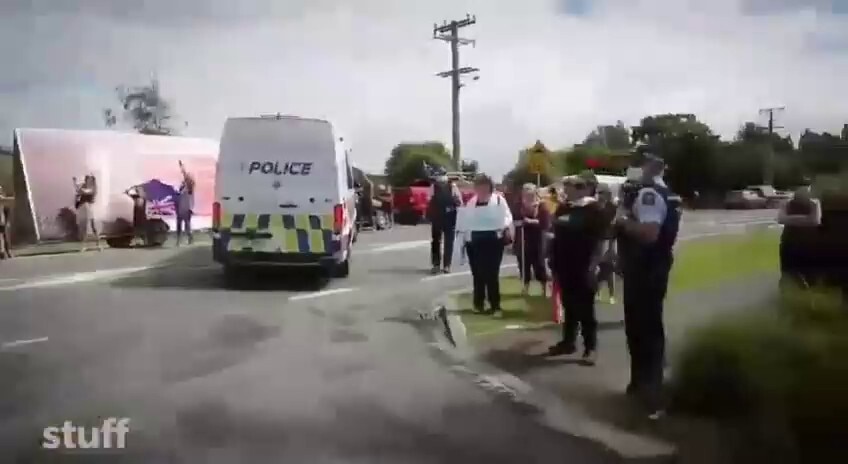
671;287;848;463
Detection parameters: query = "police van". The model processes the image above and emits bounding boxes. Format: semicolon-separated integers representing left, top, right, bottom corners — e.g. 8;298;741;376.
212;115;357;278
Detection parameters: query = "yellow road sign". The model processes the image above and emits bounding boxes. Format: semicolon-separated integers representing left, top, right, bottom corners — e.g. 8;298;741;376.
527;140;549;175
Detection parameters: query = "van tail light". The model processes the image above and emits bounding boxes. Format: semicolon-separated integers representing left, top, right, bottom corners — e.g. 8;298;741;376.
212;202;221;229
333;204;345;234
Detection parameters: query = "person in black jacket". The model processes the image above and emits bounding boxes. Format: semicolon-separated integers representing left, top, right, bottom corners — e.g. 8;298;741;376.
548;171;606;365
428;175;462;274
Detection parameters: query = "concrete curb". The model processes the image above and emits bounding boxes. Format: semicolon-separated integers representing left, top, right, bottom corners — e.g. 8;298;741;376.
10;230;213;259
427;291;677;463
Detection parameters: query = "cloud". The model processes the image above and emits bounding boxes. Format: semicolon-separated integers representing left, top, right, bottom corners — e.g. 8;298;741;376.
1;0;847;177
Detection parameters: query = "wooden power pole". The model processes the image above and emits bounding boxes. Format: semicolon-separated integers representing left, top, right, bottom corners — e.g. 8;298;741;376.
759;106;785;185
434;14;479;169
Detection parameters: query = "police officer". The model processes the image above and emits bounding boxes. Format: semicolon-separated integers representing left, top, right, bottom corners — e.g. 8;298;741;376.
615;150;681;418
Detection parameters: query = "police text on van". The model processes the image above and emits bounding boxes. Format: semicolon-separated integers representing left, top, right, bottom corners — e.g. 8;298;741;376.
248;161;313;176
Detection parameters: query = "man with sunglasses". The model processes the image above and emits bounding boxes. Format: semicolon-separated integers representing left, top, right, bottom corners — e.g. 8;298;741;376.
615;150;681;419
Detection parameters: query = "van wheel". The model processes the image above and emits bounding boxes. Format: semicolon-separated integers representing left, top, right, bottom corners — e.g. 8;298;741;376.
332;255;351;278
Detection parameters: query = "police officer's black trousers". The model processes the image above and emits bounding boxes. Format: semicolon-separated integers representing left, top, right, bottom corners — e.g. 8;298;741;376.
622;257;672;396
559;278;597;351
431;214;457;269
467;231;504;310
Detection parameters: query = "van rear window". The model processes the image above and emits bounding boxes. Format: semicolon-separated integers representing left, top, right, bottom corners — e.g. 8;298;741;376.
219;118;339;188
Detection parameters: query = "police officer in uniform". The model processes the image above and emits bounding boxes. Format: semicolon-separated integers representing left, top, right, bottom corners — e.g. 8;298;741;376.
615;150;681;418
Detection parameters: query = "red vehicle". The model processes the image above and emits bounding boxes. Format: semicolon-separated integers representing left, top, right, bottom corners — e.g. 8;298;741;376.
392;180;432;224
392;173;476;224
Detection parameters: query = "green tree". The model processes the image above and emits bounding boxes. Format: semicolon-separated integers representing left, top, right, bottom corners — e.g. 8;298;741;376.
104;78;182;136
631;114;719;197
799;129;848;174
583;120;631;150
504;144;560;189
384;142;452;186
556;144;628;176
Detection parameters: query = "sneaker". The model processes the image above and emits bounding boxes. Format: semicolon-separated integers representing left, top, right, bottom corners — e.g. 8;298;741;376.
472;305;485;314
430;267;441;275
490;309;504;319
582;350;597;366
442;267;451;274
547;342;577;357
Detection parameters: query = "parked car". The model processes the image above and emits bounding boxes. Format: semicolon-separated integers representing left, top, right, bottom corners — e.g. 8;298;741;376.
725;189;768;209
746;185;792;208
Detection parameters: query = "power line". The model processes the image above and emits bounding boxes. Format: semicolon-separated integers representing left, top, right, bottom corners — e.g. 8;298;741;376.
433;14;479;169
758;106;785;185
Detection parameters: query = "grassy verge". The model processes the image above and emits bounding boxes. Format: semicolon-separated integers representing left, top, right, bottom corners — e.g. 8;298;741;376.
456;230;780;337
671;287;848;462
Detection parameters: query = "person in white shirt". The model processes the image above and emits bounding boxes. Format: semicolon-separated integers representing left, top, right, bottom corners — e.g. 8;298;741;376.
456;174;513;316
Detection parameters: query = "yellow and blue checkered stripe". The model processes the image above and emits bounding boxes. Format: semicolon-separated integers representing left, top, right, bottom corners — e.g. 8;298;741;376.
218;212;338;254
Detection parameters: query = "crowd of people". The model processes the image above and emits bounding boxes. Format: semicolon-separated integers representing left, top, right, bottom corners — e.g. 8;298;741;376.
428;153;682;419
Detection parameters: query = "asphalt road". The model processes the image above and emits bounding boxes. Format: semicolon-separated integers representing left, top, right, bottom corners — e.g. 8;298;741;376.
0;210;776;463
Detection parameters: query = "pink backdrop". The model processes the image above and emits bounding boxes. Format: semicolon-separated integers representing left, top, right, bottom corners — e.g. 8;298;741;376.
14;128;218;241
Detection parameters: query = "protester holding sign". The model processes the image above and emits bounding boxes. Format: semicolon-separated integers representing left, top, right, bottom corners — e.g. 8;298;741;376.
457;174;514;316
177;160;196;246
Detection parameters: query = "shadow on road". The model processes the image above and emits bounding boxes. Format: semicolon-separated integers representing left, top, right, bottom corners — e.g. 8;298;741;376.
108;246;330;292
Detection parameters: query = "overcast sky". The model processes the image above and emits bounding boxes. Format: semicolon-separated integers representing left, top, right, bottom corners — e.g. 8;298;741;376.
1;0;847;176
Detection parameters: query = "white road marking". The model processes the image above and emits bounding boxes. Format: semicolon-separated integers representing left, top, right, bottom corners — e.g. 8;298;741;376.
288;287;358;301
0;278;21;283
364;240;430;254
1;336;49;349
0;265;157;291
421;263;517;282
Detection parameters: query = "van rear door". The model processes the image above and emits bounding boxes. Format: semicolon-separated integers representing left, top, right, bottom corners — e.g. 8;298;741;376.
216;117;342;254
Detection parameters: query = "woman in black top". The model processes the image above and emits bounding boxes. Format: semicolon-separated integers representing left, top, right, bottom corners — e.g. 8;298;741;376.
548;173;606;364
514;184;550;297
595;184;619;304
73;174;102;251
